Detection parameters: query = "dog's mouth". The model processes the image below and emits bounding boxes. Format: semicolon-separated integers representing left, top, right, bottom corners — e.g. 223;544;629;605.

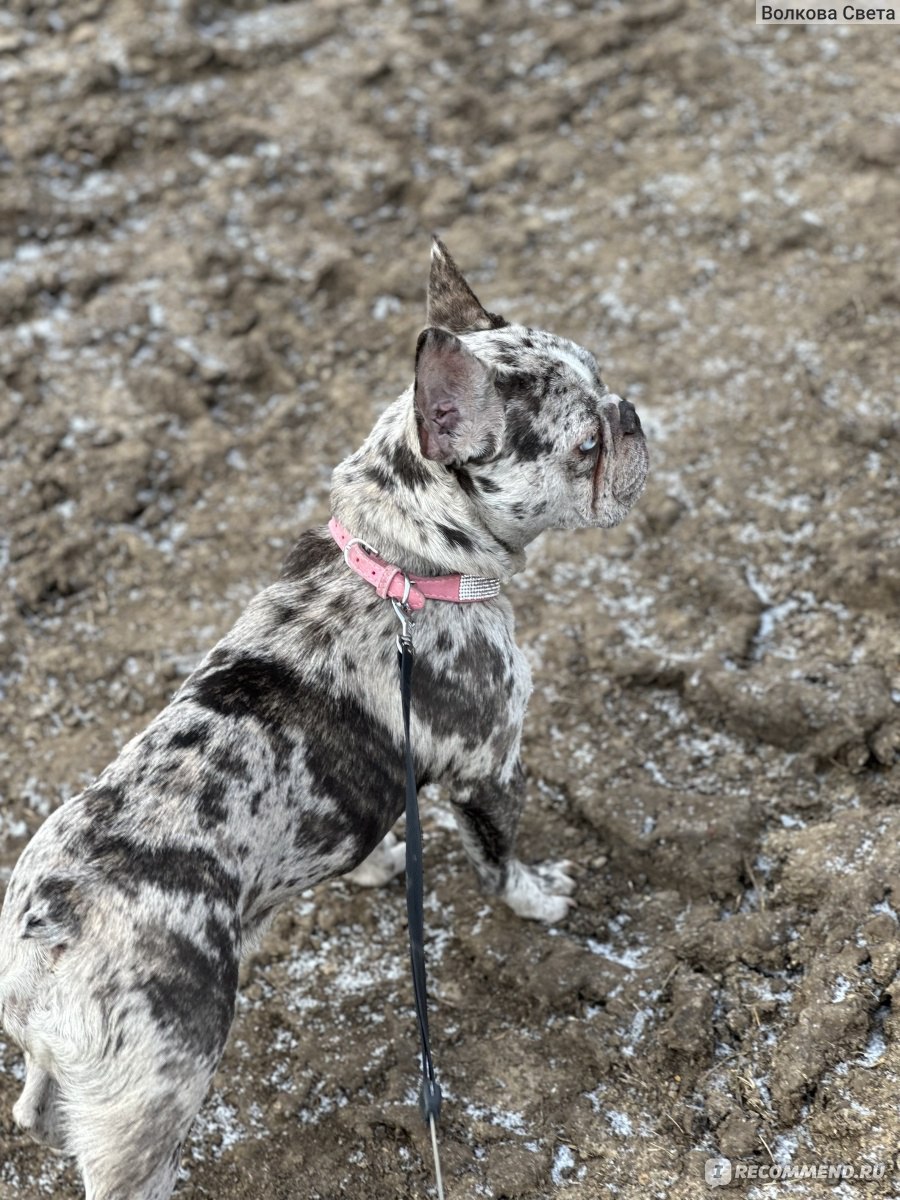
590;436;606;510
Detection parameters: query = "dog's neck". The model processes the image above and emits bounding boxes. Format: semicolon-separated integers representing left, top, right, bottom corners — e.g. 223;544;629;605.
330;389;526;581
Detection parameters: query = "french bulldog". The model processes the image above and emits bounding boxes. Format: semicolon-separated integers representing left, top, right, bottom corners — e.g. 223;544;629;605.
0;238;648;1199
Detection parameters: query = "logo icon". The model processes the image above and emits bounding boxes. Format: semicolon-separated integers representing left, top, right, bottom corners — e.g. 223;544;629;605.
705;1157;733;1186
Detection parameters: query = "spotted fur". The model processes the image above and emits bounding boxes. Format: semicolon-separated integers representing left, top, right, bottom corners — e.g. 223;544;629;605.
0;238;648;1199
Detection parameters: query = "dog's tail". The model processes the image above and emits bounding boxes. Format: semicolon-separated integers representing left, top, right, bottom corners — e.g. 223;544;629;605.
17;875;83;951
0;874;84;1028
0;872;94;1062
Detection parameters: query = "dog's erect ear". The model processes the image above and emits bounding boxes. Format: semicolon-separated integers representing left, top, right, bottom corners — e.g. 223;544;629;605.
427;236;508;335
415;327;505;465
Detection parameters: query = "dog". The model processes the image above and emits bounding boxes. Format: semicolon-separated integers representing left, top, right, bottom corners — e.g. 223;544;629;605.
0;238;648;1199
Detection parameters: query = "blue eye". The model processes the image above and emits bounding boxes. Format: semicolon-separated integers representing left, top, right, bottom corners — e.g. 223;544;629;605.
578;436;598;453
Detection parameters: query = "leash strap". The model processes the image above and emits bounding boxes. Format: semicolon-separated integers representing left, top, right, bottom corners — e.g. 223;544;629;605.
396;610;445;1199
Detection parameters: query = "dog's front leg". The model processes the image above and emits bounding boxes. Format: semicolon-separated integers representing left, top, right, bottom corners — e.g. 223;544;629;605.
451;763;575;923
343;830;407;887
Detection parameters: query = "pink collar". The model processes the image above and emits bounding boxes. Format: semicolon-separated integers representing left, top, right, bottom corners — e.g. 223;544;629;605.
329;517;501;611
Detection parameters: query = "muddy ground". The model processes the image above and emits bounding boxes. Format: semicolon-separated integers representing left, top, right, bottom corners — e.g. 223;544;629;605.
1;1;899;1197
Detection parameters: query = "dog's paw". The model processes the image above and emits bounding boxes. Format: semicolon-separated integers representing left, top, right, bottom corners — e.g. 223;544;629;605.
343;832;406;888
533;859;577;896
502;859;577;923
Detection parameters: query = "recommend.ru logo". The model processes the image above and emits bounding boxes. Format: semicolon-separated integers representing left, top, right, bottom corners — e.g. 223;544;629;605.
705;1157;733;1187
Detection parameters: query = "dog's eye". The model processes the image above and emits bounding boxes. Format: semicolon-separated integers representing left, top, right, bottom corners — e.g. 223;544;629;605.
577;436;598;454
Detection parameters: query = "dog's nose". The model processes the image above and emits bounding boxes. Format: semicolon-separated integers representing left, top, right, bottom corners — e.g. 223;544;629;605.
618;398;641;435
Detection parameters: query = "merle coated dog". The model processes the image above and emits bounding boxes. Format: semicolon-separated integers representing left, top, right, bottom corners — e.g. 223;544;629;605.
0;239;648;1199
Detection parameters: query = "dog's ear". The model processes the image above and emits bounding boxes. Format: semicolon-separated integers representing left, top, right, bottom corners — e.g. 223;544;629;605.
427;236;508;334
415;327;505;465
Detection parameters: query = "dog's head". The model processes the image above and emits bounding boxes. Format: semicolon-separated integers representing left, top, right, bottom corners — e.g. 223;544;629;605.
415;239;649;544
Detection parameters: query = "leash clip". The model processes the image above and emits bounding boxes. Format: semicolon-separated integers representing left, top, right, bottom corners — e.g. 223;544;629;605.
391;579;415;652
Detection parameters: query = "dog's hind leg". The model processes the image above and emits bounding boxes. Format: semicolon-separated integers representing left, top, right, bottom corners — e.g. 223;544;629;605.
12;1055;50;1132
13;1054;65;1149
79;1129;183;1200
53;903;241;1199
68;1065;212;1200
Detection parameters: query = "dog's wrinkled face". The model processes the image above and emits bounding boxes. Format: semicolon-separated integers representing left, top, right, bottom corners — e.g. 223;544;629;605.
415;240;649;548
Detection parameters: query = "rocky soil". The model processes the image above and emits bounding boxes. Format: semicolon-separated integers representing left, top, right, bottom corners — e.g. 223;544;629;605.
1;1;899;1197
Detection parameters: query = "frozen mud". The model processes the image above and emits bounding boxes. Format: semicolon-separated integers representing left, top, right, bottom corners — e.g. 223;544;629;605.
1;1;898;1197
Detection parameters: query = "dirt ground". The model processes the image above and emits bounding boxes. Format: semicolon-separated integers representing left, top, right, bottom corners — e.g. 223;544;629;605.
1;1;899;1197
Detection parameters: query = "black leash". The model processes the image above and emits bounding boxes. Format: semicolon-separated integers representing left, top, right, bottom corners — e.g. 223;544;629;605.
394;598;445;1199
